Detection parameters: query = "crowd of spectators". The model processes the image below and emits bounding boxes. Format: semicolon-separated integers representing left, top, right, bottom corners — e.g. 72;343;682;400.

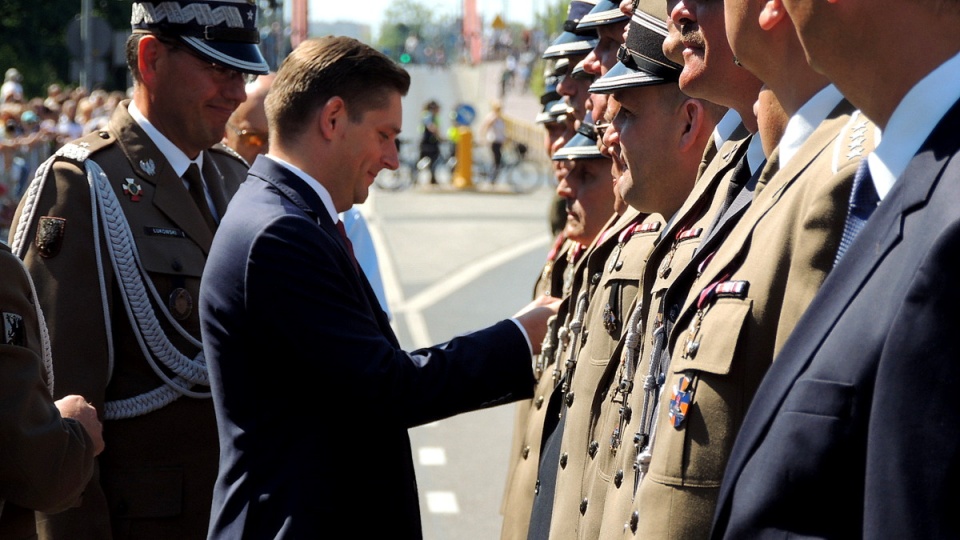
0;67;128;228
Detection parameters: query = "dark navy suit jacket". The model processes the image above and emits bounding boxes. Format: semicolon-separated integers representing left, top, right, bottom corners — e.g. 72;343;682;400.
710;99;960;539
200;156;535;539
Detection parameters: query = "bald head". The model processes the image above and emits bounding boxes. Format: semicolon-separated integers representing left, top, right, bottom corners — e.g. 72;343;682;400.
224;73;275;164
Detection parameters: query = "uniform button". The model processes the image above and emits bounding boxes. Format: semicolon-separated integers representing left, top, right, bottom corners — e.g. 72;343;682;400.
565;392;575;407
630;510;639;532
588;440;599;458
614;469;623;487
535;479;540;495
580;498;588;514
98;131;109;139
668;304;679;321
535;395;544;409
560;453;568;469
522;446;530;459
171;258;183;272
591;272;601;285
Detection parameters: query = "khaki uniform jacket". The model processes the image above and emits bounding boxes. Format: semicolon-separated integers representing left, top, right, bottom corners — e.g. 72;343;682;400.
0;244;96;539
501;234;571;520
8;102;246;540
547;209;663;540
616;103;876;539
594;126;755;538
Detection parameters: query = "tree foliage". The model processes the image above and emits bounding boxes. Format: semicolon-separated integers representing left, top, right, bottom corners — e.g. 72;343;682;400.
0;0;130;96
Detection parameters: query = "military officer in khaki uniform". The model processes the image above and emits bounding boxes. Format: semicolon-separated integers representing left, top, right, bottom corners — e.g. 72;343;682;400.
500;3;607;536
535;4;727;536
0;243;104;538
584;0;767;535
8;1;268;538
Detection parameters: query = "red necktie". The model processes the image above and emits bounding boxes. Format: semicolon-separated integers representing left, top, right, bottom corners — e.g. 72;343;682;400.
335;220;360;274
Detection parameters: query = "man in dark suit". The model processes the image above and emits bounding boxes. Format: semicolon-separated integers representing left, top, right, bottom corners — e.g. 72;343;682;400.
200;36;558;539
711;0;960;538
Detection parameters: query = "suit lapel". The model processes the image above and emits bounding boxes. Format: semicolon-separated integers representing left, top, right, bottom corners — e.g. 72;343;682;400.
251;158;398;343
110;105;214;253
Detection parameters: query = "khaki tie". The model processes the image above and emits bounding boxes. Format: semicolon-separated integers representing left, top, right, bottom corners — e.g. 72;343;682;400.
184;163;217;230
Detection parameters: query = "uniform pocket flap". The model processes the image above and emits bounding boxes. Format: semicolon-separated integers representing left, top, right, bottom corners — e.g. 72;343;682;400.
671;299;752;377
136;231;206;278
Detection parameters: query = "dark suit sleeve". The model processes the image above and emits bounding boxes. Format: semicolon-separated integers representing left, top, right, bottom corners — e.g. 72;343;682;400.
864;221;960;538
0;248;95;513
238;212;534;427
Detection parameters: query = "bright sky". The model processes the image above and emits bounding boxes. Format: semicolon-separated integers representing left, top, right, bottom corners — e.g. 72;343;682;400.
310;0;540;33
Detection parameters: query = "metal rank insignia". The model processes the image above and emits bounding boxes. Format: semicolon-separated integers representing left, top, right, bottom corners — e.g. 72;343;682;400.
681;311;703;359
607;244;622;273
668;375;694;428
122;178;143;202
139;158;156;176
658;247;675;279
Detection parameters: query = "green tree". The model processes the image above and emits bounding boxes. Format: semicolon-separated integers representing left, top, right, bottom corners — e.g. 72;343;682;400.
376;0;436;61
0;0;130;97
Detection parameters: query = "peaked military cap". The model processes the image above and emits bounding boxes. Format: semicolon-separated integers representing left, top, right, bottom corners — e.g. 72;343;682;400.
131;0;269;75
590;0;681;93
576;0;629;31
553;121;605;160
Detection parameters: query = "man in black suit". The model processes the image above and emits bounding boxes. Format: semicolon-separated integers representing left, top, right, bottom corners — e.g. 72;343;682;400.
711;0;960;538
199;36;559;539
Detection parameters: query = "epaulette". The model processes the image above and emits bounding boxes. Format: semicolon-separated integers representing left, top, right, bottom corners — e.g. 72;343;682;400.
210;142;251;167
54;129;116;163
833;110;878;174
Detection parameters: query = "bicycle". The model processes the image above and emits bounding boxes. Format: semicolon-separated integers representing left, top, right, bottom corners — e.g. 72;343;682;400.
374;138;453;191
470;140;551;193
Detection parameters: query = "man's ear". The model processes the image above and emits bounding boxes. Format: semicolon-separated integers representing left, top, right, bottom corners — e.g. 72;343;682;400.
677;98;706;154
318;96;347;139
138;36;163;89
759;0;787;31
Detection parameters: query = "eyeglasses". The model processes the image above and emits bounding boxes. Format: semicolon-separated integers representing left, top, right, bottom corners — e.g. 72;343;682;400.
226;123;268;148
158;38;257;84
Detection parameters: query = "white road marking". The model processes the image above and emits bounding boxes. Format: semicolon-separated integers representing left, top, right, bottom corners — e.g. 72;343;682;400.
361;191;549;349
418;446;448;466
426;491;460;514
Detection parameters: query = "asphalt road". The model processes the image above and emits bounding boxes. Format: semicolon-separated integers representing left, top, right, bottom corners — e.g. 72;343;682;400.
360;179;557;539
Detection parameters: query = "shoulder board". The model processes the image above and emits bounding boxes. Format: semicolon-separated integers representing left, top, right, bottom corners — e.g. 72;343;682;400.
54;129;115;163
832;110;878;173
209;142;250;167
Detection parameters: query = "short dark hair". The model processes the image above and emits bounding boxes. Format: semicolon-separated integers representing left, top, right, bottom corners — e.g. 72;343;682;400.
265;36;411;146
126;34;144;83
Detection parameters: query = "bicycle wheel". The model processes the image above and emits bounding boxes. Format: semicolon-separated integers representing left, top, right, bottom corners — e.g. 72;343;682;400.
506;160;542;193
375;163;414;191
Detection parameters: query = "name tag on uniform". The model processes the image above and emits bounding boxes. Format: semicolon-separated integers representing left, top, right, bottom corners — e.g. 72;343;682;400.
145;227;186;238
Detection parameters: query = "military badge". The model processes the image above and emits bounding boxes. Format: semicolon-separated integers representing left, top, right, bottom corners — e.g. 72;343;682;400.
2;312;25;346
123;178;143;202
139;159;156;176
168;288;193;321
668;375;694;428
36;216;66;258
